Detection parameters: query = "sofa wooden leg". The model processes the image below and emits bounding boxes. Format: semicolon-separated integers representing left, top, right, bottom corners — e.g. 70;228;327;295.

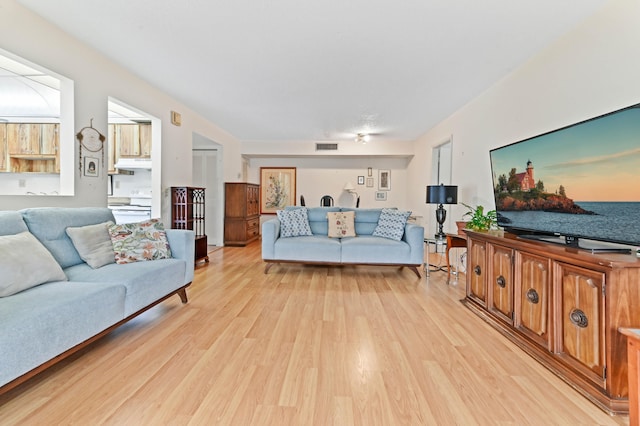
408;266;421;279
177;288;188;304
264;263;275;274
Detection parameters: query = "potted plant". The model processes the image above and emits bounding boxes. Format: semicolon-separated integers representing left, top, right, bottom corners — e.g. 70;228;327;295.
461;203;497;232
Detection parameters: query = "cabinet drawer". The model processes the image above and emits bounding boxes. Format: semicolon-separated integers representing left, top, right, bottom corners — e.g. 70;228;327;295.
247;217;260;229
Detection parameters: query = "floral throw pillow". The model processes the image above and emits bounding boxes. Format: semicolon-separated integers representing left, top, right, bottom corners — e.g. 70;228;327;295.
372;208;411;241
108;219;172;264
277;208;313;238
327;211;356;238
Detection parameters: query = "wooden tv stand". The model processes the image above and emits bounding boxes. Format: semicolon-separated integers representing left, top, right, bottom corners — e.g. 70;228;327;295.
462;229;640;415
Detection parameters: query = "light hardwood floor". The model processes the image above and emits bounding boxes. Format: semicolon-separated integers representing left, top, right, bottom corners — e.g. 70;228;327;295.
0;242;629;425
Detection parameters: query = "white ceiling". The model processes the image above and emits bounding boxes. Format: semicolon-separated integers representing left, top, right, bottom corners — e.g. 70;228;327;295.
18;0;609;144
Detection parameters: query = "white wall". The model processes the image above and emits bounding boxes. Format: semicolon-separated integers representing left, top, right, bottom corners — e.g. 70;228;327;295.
408;0;640;235
248;157;410;209
0;0;243;223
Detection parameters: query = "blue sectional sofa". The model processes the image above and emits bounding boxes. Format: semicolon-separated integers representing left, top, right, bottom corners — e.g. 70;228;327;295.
262;207;424;277
0;207;195;394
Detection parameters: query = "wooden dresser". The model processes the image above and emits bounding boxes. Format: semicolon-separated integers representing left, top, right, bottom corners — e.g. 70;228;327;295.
463;229;640;414
224;182;260;246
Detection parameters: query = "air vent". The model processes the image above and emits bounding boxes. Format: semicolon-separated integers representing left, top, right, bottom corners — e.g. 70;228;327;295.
316;143;338;151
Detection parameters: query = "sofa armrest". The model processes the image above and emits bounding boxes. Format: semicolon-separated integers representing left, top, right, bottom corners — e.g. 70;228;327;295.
166;229;195;284
402;223;425;265
261;218;281;260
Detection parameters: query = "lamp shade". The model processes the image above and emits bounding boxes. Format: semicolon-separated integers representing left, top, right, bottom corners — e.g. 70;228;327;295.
426;184;458;204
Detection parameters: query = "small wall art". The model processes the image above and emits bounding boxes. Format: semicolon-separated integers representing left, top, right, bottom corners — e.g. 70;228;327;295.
366;178;374;187
378;169;390;190
357;176;365;185
84;156;99;177
375;191;387;201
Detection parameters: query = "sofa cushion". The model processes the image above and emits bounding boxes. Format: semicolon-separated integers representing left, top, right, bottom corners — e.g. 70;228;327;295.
274;235;341;262
0;211;29;236
341;235;412;264
277;208;313;237
21;207;116;268
372;208;411;241
327;211;356;238
341;208;383;235
306;206;341;235
64;259;187;316
66;221;116;269
109;219;172;264
0;280;125;386
0;231;68;297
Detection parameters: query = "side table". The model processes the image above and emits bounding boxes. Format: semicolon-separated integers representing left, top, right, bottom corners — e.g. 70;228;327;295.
445;233;467;280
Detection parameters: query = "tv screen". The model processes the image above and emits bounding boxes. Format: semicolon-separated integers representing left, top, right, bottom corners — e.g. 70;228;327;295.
489;103;640;250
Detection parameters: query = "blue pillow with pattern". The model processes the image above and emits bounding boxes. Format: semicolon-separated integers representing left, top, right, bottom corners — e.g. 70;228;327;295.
372;208;411;241
277;208;313;238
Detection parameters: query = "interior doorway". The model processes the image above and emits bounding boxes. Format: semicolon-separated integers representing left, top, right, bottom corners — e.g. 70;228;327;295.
192;133;224;246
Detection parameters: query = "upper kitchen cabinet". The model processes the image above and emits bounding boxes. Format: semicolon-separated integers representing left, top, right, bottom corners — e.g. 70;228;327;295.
3;123;60;173
0;124;7;172
107;123;152;173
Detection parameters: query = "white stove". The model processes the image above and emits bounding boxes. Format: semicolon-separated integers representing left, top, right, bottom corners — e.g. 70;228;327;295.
108;194;152;224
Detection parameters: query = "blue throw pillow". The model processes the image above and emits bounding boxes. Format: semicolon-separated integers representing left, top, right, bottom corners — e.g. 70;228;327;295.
372;208;411;241
277;207;313;238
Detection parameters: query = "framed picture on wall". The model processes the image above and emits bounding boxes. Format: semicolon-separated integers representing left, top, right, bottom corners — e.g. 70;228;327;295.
260;167;297;214
378;169;390;190
366;178;374;187
84;156;99;177
357;176;365;185
375;191;387;201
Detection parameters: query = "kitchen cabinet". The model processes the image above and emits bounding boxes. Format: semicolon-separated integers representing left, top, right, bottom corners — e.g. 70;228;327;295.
108;123;152;173
224;182;260;246
463;230;640;414
0;124;6;172
5;123;59;173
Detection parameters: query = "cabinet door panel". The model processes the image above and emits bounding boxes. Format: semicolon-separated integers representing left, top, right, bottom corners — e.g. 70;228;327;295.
118;124;140;157
490;245;513;321
467;240;486;305
558;263;605;380
7;123;39;154
139;123;152;157
515;252;550;349
0;123;6;171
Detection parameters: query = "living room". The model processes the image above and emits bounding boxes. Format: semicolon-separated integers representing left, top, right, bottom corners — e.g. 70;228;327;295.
1;0;639;423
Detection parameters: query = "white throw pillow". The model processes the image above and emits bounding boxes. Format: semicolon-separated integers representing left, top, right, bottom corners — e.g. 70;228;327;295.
66;221;116;269
0;231;68;297
327;211;356;238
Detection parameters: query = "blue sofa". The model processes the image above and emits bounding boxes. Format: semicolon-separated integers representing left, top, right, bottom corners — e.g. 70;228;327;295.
262;207;424;277
0;207;195;394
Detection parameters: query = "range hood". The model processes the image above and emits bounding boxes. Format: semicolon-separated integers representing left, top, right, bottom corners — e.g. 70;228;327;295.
114;158;152;170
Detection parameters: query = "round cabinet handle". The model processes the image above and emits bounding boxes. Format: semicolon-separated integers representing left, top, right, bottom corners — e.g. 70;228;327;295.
569;308;588;328
526;289;539;304
473;265;481;276
496;275;506;288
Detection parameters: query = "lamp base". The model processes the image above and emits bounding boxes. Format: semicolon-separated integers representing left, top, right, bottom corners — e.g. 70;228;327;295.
435;203;446;240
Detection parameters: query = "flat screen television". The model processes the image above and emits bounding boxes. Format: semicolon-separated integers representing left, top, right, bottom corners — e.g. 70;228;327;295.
489;103;640;253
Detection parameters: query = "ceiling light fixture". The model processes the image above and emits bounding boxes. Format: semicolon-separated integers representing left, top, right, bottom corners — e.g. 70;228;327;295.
355;133;370;144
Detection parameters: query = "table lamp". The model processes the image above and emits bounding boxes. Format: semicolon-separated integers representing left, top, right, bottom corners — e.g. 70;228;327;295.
426;184;458;239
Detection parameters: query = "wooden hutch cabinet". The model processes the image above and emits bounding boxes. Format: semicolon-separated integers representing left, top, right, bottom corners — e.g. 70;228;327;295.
464;230;640;414
224;182;260;246
171;186;208;263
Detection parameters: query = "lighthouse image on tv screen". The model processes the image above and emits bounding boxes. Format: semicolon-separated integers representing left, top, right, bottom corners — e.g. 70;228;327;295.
489;104;640;248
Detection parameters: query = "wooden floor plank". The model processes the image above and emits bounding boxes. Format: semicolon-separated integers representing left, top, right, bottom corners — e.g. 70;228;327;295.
0;241;629;425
